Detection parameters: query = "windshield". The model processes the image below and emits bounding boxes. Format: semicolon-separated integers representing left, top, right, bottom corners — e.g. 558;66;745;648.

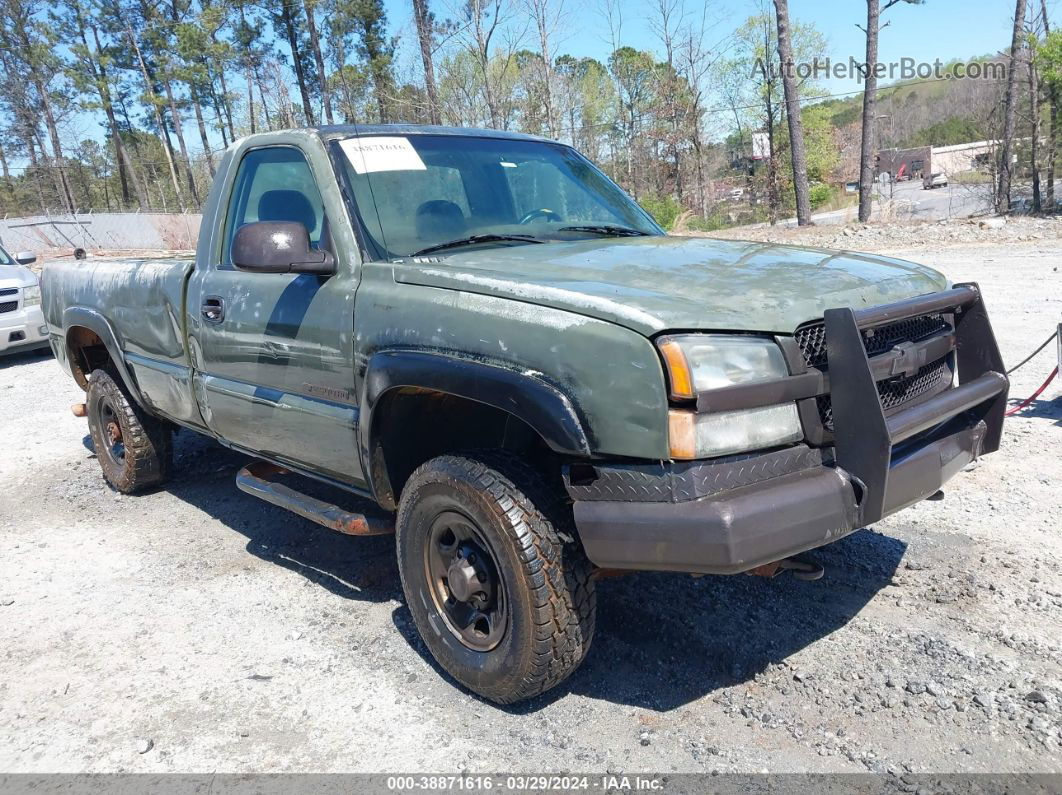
335;134;662;258
0;245;11;266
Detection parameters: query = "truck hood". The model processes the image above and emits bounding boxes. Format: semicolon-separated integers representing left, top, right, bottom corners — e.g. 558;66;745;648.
0;263;38;290
395;235;948;336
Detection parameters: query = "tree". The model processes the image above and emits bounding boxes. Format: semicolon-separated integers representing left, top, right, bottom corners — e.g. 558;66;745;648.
460;0;520;129
120;10;185;206
304;0;333;124
351;0;396;122
0;0;77;212
1040;0;1057;207
412;0;442;124
674;3;725;215
774;0;810;225
524;0;564;138
608;47;656;195
57;0;150;209
857;0;924;223
720;10;824;222
997;0;1028;213
271;0;317;125
1029;31;1042;212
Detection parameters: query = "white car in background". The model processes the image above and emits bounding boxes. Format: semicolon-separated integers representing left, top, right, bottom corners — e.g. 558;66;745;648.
0;245;49;356
923;171;949;189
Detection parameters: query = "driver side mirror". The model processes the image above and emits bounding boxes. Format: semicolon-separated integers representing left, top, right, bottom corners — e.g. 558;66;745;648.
232;221;335;275
15;251;36;265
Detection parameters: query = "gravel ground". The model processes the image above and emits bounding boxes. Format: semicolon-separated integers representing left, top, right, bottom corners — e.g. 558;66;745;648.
0;233;1060;776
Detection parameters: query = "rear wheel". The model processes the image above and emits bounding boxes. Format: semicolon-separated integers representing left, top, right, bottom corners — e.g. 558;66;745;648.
86;369;172;494
396;452;595;704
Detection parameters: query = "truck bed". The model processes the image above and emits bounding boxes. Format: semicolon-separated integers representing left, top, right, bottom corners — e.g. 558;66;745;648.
43;256;199;425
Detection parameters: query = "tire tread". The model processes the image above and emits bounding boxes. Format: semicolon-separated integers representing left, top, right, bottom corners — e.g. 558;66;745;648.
397;451;596;704
86;369;172;494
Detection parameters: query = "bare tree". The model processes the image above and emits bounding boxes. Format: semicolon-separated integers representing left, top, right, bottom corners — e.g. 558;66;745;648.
1030;39;1042;211
412;0;442;124
675;3;724;215
1042;0;1057;207
525;0;564;138
997;0;1028;213
460;0;522;129
774;0;810;225
857;0;923;223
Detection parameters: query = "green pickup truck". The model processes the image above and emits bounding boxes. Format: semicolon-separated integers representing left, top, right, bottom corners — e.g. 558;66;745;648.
42;125;1009;704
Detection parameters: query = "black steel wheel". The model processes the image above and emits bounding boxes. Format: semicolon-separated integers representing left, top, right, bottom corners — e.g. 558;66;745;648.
86;369;172;494
396;452;596;704
424;511;509;651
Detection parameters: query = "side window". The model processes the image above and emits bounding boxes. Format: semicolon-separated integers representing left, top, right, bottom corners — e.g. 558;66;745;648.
222;147;326;266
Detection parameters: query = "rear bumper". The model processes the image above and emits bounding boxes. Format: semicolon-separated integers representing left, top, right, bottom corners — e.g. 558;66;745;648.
568;284;1008;575
0;304;49;354
571;417;986;574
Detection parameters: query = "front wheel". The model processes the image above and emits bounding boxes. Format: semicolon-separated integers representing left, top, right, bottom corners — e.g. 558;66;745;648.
396;453;595;704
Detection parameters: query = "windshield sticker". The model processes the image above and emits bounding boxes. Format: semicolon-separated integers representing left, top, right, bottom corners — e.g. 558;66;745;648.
339;136;427;174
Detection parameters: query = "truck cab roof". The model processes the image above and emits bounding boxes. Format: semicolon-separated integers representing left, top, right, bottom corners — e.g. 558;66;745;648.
235;124;559;151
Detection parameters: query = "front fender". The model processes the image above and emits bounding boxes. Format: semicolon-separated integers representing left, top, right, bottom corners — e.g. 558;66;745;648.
360;350;592;458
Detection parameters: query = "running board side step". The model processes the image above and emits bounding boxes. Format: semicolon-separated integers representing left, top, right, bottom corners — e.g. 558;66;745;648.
236;461;394;536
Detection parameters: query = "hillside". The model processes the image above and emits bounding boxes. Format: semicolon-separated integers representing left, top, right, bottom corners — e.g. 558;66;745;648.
810;56;1010;150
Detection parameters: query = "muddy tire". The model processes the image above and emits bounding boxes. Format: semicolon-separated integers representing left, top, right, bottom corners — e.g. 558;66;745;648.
86;368;172;494
396;452;596;704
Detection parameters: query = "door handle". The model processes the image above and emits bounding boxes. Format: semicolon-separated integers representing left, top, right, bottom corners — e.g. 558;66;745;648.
202;296;225;323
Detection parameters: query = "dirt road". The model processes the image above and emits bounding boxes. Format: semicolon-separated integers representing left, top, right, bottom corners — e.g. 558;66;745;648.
0;236;1059;776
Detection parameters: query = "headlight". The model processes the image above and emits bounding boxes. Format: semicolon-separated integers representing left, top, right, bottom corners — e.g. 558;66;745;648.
657;334;803;459
22;284;41;307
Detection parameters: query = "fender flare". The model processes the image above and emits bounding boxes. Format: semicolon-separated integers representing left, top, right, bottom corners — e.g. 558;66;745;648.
359;350;593;500
61;306;146;407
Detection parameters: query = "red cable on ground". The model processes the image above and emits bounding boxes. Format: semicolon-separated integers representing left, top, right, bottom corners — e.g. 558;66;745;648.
1005;367;1059;417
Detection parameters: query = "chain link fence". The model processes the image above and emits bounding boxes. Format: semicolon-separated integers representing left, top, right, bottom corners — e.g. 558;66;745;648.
0;212;201;255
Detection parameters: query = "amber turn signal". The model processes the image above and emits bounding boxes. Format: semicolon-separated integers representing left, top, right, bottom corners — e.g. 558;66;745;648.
658;339;695;400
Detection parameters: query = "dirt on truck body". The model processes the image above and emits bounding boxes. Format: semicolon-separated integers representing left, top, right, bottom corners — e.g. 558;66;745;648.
41;124;1008;704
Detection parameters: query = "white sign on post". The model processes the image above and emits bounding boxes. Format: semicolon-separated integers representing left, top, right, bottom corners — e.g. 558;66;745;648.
338;137;427;174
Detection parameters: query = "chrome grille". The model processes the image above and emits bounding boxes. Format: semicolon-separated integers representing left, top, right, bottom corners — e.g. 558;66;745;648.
0;300;17;314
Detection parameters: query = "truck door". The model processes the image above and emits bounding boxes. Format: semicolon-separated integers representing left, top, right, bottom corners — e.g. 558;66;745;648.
188;144;364;485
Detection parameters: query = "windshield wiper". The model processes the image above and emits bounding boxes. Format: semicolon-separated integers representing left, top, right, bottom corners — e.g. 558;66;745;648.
558;224;650;237
410;234;543;256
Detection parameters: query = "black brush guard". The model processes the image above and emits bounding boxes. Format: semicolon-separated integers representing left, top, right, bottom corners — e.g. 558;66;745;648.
568;283;1009;575
824;282;1008;525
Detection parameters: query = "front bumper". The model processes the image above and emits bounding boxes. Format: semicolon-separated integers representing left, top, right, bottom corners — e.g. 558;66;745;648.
567;284;1008;575
0;304;49;354
571;418;986;574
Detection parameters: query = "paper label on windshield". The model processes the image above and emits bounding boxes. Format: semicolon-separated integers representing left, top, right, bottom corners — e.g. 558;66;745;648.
339;136;426;174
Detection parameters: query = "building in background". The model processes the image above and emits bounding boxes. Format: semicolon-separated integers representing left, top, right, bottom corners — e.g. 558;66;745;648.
876;140;997;184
